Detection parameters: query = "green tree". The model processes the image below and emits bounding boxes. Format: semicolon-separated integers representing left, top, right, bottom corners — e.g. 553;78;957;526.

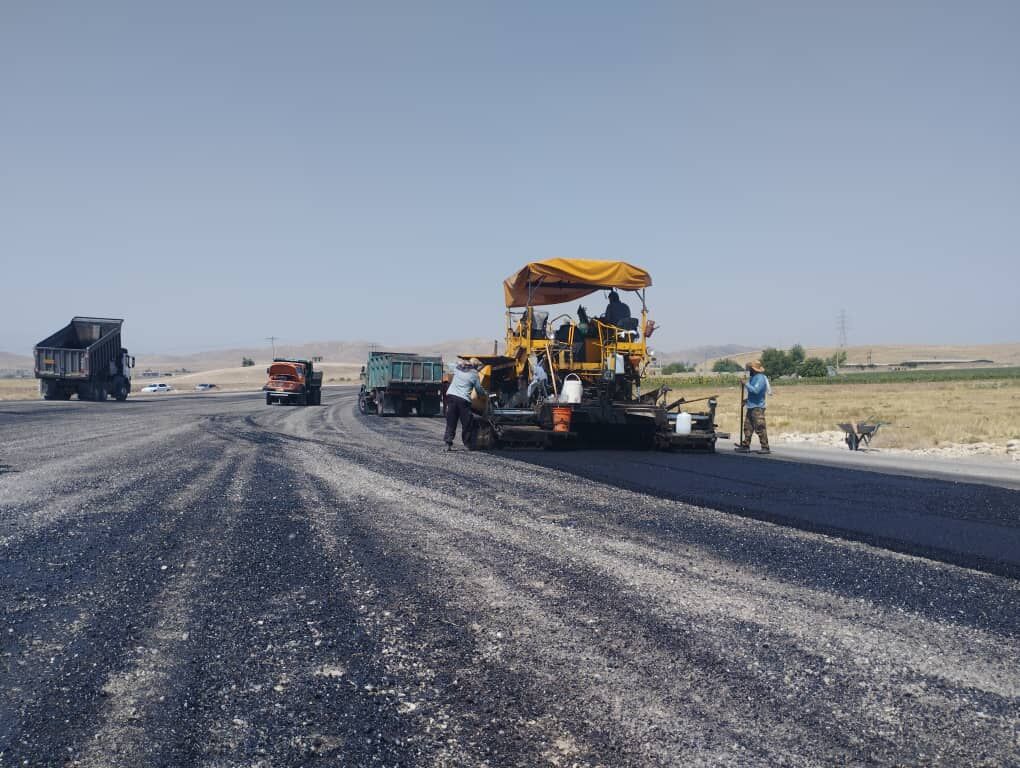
797;357;828;378
712;358;743;373
789;344;806;366
825;350;848;367
241;357;255;367
760;347;793;377
662;361;694;374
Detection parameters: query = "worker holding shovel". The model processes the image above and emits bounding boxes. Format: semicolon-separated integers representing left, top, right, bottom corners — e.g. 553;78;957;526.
735;360;771;454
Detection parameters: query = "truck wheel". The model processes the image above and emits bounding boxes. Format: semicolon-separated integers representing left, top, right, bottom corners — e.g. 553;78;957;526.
358;390;369;414
266;394;272;405
41;381;57;400
113;377;129;401
95;383;107;402
376;392;386;416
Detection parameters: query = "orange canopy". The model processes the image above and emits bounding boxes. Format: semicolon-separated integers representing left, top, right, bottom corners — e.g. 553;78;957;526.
502;258;652;307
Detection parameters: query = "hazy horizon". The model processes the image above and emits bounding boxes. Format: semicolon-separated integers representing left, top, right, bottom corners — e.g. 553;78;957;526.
3;2;1018;355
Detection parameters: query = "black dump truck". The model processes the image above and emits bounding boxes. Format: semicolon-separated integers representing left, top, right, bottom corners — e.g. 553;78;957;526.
34;317;135;401
358;351;445;416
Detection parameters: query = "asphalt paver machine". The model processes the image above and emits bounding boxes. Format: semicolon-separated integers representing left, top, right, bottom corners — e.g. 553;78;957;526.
467;259;719;451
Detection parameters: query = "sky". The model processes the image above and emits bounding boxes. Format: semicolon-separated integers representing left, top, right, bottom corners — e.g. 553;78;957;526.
2;1;1018;356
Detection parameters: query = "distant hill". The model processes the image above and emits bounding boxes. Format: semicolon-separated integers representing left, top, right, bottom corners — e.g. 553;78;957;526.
0;351;32;372
5;340;1019;376
133;338;497;372
656;344;758;365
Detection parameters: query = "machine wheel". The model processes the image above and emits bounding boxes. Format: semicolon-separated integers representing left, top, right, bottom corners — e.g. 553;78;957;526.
113;377;129;401
94;383;107;402
376;391;386;416
358;390;369;414
266;394;273;405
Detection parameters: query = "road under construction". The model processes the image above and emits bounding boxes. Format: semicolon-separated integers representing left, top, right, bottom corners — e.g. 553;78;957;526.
1;389;1018;766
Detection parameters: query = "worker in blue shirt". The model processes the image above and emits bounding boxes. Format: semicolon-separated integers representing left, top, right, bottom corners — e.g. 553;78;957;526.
735;360;771;454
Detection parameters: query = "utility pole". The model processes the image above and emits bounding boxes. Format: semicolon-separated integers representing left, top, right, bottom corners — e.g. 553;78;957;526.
836;310;848;373
266;336;278;359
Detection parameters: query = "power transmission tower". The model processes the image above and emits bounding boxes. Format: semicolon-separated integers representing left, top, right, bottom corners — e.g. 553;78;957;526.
266;336;279;358
836;310;848;372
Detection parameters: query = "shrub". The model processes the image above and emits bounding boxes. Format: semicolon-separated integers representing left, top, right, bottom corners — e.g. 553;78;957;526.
712;358;743;373
662;362;695;374
241;357;255;367
797;357;828;378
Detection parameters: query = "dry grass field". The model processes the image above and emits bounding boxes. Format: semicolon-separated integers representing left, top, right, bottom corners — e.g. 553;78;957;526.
0;379;41;401
674;379;1020;449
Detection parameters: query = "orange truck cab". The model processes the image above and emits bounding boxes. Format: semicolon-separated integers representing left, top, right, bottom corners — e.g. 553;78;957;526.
263;358;323;406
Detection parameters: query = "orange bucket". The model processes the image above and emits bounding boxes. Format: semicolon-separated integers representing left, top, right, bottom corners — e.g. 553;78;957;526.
552;406;573;433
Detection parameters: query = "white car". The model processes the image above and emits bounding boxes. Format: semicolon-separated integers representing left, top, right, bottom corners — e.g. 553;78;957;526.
141;383;174;393
194;383;218;392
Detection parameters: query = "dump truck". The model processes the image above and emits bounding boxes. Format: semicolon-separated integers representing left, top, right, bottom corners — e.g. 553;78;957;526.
263;358;323;405
463;259;719;451
358;351;445;416
34;316;135;401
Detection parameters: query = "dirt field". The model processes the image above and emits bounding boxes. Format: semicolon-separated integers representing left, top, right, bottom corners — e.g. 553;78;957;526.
672;379;1020;450
0;365;363;401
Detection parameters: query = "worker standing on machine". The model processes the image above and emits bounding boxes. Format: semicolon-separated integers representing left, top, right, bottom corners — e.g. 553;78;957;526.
735;360;771;454
444;357;487;451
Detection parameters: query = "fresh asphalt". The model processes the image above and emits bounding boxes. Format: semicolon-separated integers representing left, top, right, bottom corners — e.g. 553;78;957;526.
1;388;1018;767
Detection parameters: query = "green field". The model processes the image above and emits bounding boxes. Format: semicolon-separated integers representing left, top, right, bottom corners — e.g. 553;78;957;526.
646;366;1020;391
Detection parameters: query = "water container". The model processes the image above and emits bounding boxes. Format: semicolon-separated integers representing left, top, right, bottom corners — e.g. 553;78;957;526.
560;373;582;404
675;411;692;435
615;354;625;374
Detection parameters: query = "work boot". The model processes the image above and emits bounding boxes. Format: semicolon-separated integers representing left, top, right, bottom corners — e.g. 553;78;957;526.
445;441;453;452
756;447;771;455
733;445;750;453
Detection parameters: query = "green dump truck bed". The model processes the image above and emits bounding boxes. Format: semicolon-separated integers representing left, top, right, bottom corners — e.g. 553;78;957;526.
359;351;445;416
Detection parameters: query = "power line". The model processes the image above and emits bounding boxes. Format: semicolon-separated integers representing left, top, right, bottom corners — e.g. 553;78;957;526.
266;336;279;358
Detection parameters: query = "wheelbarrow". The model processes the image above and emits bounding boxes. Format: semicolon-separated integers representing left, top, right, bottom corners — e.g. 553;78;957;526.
837;422;887;451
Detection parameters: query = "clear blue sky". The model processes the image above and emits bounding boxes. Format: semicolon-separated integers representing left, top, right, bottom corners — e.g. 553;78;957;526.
3;2;1018;355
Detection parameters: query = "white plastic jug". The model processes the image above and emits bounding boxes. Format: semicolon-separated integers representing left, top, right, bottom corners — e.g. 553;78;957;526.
615;354;625;374
560;373;583;404
675;411;692;435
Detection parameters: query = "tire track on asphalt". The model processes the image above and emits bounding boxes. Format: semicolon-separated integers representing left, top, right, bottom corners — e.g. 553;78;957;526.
293;417;1020;766
167;451;426;767
0;432;245;765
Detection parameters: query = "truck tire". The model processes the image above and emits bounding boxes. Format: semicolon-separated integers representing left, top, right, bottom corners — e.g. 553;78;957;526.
41;381;57;400
376;391;386;416
95;383;107;402
266;394;273;405
358;390;369;414
113;377;129;401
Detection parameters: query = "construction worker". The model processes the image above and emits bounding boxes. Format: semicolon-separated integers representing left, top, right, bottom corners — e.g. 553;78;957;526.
603;290;632;326
444;357;487;451
735;360;771;454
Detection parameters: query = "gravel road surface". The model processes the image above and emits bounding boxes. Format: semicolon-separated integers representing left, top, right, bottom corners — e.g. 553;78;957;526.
2;389;1018;767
